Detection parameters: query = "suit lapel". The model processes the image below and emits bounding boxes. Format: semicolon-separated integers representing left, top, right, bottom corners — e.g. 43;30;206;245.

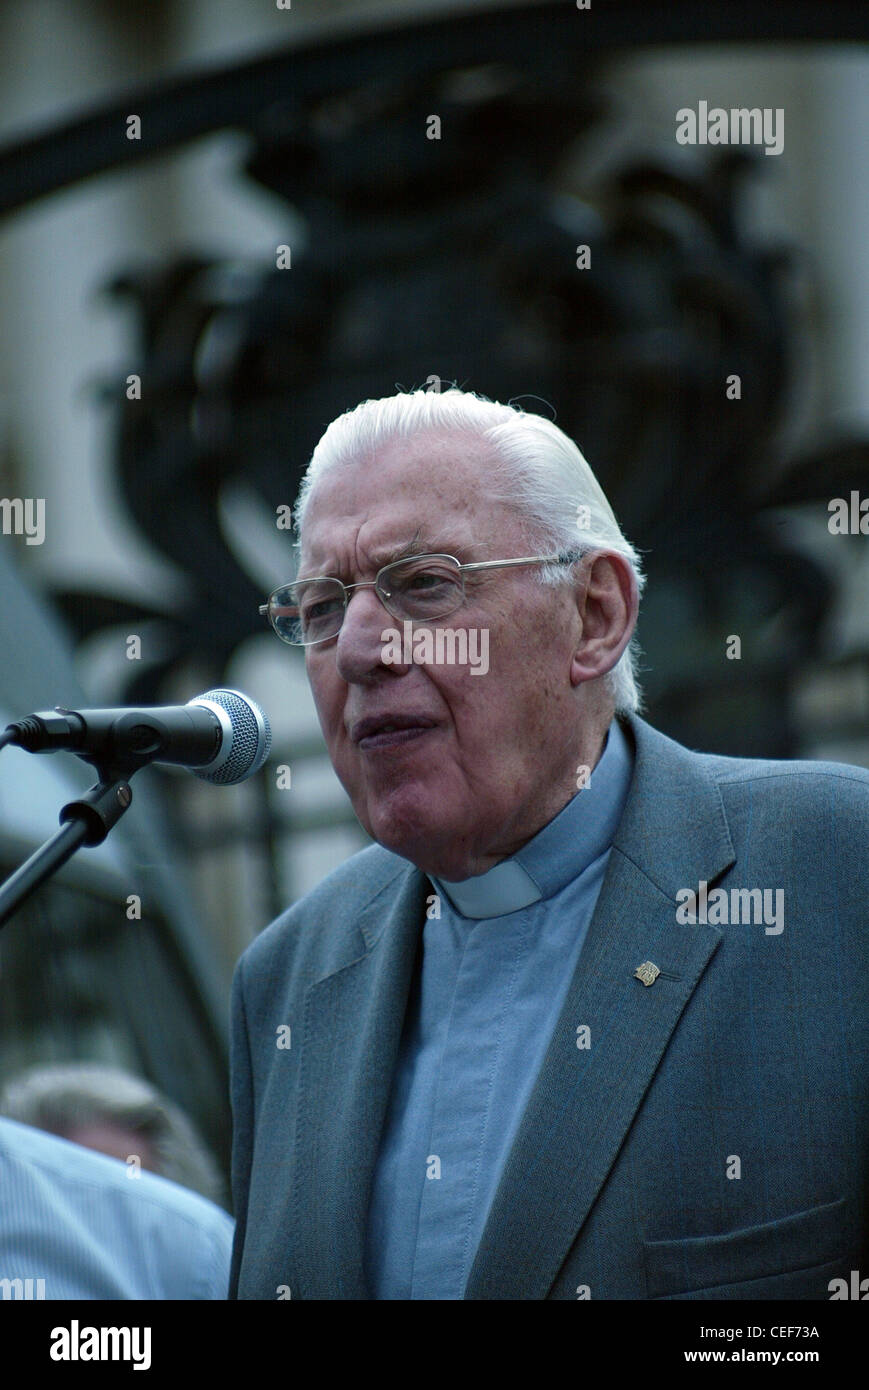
465;715;736;1299
292;863;428;1299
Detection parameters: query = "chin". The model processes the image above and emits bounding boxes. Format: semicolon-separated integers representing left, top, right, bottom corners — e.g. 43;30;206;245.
362;798;458;872
367;814;441;867
371;823;481;882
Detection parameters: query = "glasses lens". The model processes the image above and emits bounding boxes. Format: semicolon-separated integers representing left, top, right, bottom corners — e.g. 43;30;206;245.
382;556;464;620
270;578;345;644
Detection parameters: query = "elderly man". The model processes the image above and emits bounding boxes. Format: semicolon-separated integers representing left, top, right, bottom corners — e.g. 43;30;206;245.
230;389;868;1300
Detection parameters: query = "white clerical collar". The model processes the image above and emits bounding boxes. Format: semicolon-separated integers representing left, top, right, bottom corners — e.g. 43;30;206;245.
432;858;543;918
429;719;633;920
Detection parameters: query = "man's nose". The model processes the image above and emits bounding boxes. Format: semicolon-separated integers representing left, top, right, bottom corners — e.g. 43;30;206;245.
334;588;410;683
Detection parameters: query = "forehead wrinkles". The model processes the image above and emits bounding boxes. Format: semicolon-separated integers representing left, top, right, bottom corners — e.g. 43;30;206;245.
299;429;528;574
300;455;462;558
300;494;444;576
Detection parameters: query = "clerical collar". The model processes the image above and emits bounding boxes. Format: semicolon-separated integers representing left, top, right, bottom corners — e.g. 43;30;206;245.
428;718;633;920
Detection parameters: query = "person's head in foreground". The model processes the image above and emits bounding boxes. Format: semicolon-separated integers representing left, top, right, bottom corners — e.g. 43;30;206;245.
0;1062;225;1205
263;388;645;881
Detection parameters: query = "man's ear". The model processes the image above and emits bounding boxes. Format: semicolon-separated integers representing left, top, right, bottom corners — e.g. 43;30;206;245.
569;551;638;687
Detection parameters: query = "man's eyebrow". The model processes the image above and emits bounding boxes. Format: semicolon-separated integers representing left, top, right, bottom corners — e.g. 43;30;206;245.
304;528;455;578
376;530;436;565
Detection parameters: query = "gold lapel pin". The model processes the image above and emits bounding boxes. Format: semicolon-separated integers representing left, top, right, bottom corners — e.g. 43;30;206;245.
634;961;660;987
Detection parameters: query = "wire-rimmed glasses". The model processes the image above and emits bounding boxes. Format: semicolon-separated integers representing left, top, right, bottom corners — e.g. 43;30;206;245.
258;549;583;646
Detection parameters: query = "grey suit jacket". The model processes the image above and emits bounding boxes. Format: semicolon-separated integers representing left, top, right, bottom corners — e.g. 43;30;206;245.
229;713;869;1299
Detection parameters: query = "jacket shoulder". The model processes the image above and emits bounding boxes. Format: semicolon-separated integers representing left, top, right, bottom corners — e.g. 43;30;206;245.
626;714;869;848
628;713;869;796
702;747;869;791
236;841;415;989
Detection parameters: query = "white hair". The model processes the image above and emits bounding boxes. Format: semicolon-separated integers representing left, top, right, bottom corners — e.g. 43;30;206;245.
294;389;646;713
0;1063;225;1206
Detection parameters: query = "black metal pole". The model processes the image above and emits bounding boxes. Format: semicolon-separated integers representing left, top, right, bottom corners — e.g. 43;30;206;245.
0;771;135;930
0;819;90;928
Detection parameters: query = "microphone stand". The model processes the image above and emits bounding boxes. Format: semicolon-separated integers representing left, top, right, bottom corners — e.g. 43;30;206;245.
0;760;139;930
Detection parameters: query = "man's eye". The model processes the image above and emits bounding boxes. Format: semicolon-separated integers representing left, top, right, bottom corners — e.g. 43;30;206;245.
405;571;449;590
303;597;341;620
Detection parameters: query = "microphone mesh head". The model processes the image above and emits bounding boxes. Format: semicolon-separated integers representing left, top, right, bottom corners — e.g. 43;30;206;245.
194;689;272;785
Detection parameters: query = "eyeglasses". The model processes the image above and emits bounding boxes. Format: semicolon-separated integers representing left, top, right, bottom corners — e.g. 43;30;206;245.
258;549;583;646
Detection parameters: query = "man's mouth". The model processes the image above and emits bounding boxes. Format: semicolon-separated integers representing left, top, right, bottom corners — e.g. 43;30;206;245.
351;714;439;749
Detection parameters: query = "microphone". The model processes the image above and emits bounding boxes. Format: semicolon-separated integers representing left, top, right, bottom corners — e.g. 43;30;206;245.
3;688;272;785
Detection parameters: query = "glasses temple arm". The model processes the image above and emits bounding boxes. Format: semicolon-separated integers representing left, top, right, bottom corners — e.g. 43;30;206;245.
460;550;583;574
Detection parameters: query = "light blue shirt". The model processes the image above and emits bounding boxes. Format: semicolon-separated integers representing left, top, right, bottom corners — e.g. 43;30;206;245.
0;1117;233;1299
364;718;634;1299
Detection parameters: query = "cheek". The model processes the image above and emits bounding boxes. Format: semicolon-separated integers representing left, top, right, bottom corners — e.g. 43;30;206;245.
307;660;342;724
446;683;527;770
